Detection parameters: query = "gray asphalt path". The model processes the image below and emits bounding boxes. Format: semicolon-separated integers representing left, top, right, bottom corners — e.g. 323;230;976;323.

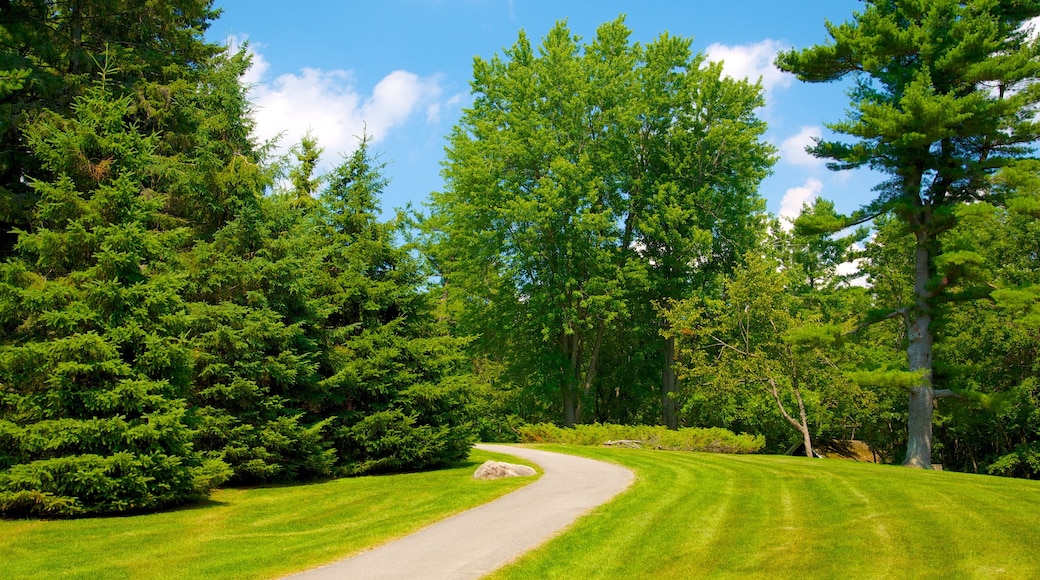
283;444;634;580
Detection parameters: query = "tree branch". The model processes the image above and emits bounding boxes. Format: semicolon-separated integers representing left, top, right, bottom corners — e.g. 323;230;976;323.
846;306;909;335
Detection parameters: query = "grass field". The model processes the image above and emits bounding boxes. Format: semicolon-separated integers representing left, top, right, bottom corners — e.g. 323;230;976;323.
491;445;1040;579
0;449;536;580
4;445;1040;579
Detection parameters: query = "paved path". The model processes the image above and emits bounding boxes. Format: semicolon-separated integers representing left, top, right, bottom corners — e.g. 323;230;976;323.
283;444;634;580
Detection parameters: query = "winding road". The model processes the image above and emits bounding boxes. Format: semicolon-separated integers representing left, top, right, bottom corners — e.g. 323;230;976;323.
283;444;634;580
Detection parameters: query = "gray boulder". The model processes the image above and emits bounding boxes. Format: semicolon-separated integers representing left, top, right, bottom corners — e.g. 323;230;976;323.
473;460;536;480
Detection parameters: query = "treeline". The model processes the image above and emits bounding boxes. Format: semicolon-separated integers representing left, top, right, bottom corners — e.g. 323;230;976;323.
3;0;1040;520
425;8;1040;479
0;1;474;517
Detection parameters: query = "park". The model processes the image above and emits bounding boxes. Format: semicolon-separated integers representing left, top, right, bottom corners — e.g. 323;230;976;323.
2;0;1040;577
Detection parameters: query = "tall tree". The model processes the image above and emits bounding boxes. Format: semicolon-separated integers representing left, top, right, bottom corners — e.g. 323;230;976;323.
860;195;1040;476
0;83;229;517
0;0;222;255
627;38;772;428
777;0;1040;467
310;136;476;474
428;17;772;427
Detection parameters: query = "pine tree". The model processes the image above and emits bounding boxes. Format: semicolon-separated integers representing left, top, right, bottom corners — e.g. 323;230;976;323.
777;0;1040;467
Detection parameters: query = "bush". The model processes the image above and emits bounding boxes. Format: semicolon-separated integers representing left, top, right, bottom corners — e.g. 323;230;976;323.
517;423;765;454
338;408;473;475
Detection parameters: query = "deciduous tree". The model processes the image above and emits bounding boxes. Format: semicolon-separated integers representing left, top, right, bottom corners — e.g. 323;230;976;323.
428;17;772;427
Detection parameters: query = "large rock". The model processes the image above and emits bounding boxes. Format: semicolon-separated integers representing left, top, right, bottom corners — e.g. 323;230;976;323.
473;460;536;480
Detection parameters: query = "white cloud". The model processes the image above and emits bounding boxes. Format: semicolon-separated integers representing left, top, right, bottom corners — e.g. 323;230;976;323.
426;103;442;123
780;126;824;168
705;39;793;95
228;36;444;168
225;34;269;85
836;257;869;287
780;177;823;229
423;91;467;123
1025;16;1040;40
835;259;860;277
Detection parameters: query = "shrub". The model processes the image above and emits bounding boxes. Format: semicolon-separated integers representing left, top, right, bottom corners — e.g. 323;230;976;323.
517;423;765;454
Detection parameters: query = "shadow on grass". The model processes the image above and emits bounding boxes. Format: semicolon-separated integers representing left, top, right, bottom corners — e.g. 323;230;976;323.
163;497;232;513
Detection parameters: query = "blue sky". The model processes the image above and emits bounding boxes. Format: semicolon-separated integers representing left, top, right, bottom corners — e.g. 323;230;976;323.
207;0;884;223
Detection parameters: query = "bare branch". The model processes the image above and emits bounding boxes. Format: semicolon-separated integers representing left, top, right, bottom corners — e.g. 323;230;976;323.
709;333;751;357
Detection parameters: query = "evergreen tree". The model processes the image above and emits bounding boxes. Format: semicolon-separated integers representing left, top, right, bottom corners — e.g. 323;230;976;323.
181;135;478;482
861;199;1040;476
0;83;228;517
180;198;335;485
1;0;223;255
312;137;476;474
777;0;1040;467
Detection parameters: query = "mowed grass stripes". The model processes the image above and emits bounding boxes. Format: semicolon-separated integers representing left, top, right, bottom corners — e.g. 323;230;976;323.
0;449;536;580
489;445;1040;580
4;445;1038;579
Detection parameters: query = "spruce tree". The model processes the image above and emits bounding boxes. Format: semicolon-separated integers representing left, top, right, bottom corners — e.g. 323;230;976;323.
1;0;223;255
311;137;476;475
0;82;228;517
181;194;336;485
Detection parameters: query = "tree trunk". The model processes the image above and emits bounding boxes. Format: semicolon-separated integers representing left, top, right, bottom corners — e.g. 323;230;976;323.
584;321;605;395
800;426;814;458
768;377;814;458
559;332;581;428
793;378;813;458
563;382;577;428
903;233;935;468
69;0;84;75
661;335;678;429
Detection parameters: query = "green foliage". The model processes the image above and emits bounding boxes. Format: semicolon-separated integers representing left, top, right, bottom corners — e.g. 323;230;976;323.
777;0;1040;467
861;195;1040;476
666;222;878;454
850;369;928;392
427;16;772;427
0;84;229;517
517;423;764;454
988;441;1040;478
306;138;477;475
181;221;334;484
177;136;478;484
2;18;478;515
0;0;224;254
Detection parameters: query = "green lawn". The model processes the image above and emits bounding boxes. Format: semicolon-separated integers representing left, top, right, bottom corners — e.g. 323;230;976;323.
0;449;536;580
491;445;1040;579
5;445;1039;579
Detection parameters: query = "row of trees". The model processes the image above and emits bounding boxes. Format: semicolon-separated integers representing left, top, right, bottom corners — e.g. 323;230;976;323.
425;2;1040;476
0;1;475;517
2;0;1038;520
